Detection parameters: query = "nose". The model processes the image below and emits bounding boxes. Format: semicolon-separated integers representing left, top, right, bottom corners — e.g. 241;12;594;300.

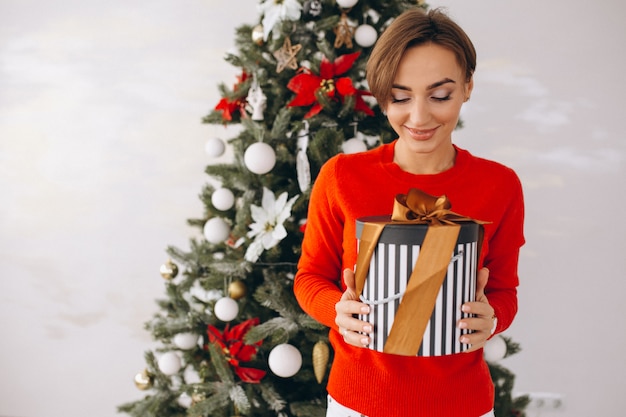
409;99;430;125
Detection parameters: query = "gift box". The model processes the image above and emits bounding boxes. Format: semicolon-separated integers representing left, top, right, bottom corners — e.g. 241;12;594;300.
354;189;484;357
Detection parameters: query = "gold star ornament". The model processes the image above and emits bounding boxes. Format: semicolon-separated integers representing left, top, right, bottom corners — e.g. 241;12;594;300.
273;37;302;73
334;12;356;48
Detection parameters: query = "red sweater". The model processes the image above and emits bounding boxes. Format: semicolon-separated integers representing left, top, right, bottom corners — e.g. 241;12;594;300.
294;141;525;417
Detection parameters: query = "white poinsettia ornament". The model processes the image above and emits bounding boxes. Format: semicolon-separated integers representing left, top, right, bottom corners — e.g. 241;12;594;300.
245;187;299;262
258;0;302;41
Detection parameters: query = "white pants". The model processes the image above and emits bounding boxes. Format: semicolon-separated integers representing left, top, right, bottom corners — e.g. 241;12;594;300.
327;395;495;417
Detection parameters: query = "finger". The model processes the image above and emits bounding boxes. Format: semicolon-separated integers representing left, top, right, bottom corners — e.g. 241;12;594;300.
336;311;373;348
475;267;489;301
343;268;356;291
462;332;488;352
458;316;495;333
341;269;361;302
337;316;373;335
335;298;371;336
459;325;490;352
336;299;370;316
340;327;371;348
461;301;494;319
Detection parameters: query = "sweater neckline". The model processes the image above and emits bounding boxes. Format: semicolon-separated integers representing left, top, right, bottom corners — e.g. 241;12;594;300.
380;141;469;186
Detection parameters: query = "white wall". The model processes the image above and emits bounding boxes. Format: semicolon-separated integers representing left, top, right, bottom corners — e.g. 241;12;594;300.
1;1;624;416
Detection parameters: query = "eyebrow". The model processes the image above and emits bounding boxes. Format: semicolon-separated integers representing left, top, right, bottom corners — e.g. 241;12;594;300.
392;78;456;91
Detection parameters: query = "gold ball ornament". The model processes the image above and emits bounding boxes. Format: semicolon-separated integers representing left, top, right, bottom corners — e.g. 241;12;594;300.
228;280;247;300
312;340;330;384
252;24;265;46
160;259;179;280
134;369;154;390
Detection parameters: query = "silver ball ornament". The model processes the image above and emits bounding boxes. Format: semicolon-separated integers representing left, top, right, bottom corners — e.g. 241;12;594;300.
211;188;235;211
203;217;231;244
205;138;226;157
342;138;367;154
214;296;239;322
483;335;508;363
173;333;199;350
244;142;276;174
158;351;182;375
336;0;358;8
268;343;302;377
355;24;377;48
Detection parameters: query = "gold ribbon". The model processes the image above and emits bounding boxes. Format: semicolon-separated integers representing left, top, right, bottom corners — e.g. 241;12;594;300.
354;188;483;356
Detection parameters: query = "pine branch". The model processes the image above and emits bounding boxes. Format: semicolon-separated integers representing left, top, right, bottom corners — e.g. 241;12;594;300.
117;391;186;417
229;385;251;415
270;108;292;140
245;317;298;345
207;343;236;385
187;382;232;417
289;401;327;417
296;313;326;331
502;335;522;358
258;383;287;413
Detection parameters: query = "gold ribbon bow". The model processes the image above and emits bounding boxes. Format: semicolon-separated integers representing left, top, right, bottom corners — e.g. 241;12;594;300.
392;188;474;225
355;188;483;356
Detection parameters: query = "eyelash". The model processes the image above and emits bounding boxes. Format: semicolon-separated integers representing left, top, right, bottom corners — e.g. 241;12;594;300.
391;95;452;103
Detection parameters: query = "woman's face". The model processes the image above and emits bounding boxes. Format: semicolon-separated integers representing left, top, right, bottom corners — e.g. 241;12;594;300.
386;43;473;159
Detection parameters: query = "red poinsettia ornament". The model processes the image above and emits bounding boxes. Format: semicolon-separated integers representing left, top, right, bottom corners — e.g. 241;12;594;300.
287;51;374;118
214;71;250;122
207;317;266;383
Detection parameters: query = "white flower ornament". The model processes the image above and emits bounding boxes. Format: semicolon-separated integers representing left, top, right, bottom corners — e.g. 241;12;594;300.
258;0;302;41
245;187;299;262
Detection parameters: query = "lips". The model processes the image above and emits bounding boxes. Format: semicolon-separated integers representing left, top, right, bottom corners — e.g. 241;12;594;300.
405;125;438;141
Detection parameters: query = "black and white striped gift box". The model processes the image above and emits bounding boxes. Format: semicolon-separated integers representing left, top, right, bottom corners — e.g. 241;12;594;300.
356;218;479;357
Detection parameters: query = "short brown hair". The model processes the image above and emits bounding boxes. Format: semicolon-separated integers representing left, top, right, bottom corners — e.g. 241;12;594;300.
366;8;476;110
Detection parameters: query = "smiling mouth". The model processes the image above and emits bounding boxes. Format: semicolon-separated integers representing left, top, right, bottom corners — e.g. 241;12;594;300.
405;126;438;140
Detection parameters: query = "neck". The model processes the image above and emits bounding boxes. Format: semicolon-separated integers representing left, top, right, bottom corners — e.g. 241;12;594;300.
393;143;457;175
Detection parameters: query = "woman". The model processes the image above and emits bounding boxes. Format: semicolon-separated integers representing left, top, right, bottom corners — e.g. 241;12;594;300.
293;7;524;417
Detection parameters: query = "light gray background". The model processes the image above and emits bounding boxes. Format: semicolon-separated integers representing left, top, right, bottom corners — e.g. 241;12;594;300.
1;1;624;416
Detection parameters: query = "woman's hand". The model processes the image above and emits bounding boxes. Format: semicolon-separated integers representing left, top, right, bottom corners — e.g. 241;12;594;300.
458;267;497;352
335;269;372;347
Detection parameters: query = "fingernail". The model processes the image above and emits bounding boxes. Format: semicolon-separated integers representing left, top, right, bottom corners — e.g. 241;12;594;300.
361;306;370;314
361;337;369;346
461;304;470;313
460;336;470;344
363;325;372;333
458;321;467;329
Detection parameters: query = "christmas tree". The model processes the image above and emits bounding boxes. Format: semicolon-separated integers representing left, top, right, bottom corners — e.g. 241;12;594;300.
484;335;531;417
118;1;528;416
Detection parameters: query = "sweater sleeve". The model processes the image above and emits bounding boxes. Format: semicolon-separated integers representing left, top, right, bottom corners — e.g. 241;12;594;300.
293;157;345;330
483;169;525;335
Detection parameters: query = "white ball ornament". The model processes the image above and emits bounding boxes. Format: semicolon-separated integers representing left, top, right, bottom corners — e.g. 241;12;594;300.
158;351;182;375
244;142;276;174
173;332;199;350
214;296;239;322
203;217;231;244
211;188;235;211
178;393;192;408
355;24;377;48
336;0;358;8
483;334;508;363
342;138;367;154
204;137;226;157
183;365;201;384
268;343;303;378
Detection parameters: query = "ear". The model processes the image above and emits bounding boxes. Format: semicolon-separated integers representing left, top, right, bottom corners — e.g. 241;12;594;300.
464;76;474;101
